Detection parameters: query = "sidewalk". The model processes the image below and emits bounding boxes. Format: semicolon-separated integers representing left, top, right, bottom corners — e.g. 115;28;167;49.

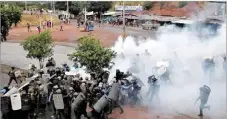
6;40;77;48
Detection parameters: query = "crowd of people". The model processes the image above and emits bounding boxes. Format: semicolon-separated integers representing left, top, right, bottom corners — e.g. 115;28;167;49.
1;57;145;119
1;53;224;119
26;20;55;34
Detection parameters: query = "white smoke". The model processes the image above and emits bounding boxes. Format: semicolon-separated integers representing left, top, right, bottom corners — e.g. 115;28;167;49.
108;23;226;118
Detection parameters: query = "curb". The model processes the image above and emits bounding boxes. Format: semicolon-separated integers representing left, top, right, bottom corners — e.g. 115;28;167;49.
4;40;77;48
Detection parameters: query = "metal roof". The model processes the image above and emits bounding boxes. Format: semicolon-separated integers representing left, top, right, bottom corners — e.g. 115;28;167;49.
172;19;195;24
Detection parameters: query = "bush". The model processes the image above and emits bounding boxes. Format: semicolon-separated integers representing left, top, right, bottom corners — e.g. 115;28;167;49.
70;36;116;75
178;1;188;8
21;30;54;69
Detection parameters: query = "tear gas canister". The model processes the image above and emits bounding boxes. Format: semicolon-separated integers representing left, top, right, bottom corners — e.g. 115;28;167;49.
107;83;120;101
93;94;109;113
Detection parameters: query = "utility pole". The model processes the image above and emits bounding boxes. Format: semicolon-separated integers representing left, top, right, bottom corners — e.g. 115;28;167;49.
67;1;69;24
51;1;53;28
53;1;55;14
122;1;126;40
84;7;87;23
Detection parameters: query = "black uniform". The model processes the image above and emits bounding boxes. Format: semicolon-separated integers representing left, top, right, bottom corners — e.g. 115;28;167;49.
8;67;18;86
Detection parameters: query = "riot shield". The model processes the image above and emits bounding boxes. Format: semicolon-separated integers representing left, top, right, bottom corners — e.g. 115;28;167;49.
108;83;120;101
93;94;109;113
72;93;86;110
21;94;31;111
157;66;167;76
53;94;64;109
201;85;211;103
1;96;11;114
4;87;19;96
10;93;22;110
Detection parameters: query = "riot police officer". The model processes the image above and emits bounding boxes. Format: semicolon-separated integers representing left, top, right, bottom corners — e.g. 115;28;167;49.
195;85;211;117
147;75;160;103
8;67;18;86
129;80;142;105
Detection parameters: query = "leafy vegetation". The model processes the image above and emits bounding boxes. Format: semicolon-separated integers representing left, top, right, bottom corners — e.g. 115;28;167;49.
2;1;50;10
1;4;22;41
143;1;155;10
178;1;189;8
86;1;112;18
69;36;116;75
21;31;54;69
55;1;87;16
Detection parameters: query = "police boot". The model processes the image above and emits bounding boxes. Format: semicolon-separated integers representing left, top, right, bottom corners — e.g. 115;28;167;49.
198;109;203;117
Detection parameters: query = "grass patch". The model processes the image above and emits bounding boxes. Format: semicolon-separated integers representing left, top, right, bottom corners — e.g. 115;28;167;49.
18;14;61;27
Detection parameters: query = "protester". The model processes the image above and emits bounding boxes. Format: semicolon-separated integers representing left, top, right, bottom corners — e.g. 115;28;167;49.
60;22;63;31
37;26;41;34
27;23;31;32
42;21;46;29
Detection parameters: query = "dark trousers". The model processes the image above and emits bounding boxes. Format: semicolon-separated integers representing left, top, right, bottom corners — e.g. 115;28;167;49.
8;77;18;86
60;26;63;31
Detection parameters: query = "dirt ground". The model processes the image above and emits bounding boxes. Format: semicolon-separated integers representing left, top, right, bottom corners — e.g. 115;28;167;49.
7;24;119;47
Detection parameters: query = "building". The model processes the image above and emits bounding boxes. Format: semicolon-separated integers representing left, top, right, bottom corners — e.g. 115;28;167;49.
115;5;143;14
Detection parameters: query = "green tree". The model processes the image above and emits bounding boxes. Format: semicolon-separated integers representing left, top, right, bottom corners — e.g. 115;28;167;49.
87;1;113;19
1;4;22;41
143;1;154;10
69;36;116;75
55;1;87;16
178;1;188;8
21;31;54;69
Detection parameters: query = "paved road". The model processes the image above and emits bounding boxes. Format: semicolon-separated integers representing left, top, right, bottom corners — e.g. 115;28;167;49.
103;26;156;39
1;42;75;70
70;20;157;39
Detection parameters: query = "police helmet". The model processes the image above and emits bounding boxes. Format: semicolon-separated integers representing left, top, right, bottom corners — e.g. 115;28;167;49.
98;82;103;88
73;92;78;97
58;76;62;80
36;81;42;85
39;85;44;91
56;89;62;93
53;85;59;89
69;87;74;91
28;88;34;93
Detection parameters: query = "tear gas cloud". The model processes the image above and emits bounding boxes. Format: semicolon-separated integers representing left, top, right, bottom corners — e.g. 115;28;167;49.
108;22;226;117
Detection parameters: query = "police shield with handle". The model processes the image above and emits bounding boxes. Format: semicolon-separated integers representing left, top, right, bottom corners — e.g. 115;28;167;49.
91;94;109;119
107;83;124;114
71;92;88;119
51;85;65;119
194;85;211;117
